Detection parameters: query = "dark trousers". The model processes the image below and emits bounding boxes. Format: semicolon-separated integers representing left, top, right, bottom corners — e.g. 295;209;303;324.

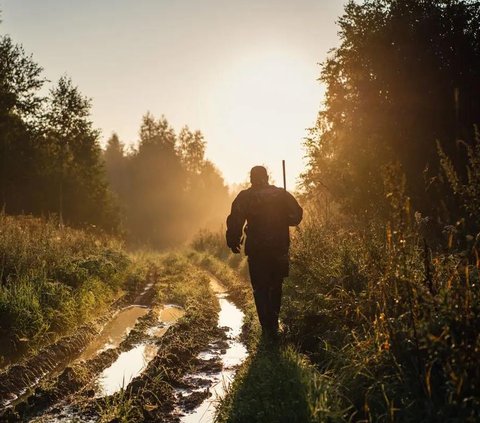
248;254;288;334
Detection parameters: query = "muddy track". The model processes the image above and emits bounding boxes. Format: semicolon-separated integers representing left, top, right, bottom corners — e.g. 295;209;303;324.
0;274;158;418
0;269;248;423
18;298;224;422
3;308;170;422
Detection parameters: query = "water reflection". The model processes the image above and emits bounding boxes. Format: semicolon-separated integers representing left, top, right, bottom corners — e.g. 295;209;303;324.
179;277;248;423
96;344;158;396
79;306;149;361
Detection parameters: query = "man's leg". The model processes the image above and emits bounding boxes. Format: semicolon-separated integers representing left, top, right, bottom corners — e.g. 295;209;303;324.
266;254;289;335
267;275;283;333
248;256;270;331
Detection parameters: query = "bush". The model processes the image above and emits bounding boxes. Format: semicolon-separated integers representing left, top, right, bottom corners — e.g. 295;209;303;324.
0;215;131;361
283;206;480;421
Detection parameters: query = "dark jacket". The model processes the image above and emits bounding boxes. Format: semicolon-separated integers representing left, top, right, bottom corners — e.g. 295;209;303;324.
226;185;303;256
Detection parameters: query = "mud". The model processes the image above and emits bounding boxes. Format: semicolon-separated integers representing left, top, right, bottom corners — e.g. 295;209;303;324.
0;282;158;411
0;271;247;423
79;305;150;361
0;280;166;421
175;277;248;423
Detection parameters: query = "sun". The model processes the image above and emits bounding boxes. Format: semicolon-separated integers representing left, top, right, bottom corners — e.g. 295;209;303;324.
206;48;322;188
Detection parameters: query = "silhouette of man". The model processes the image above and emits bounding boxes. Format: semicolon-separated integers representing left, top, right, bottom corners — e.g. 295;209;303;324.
226;166;303;338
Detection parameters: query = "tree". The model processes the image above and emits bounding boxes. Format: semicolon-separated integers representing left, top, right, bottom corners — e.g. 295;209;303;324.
178;126;206;175
44;76;119;230
105;113;230;247
126;113;185;246
104;132;126;193
303;0;480;222
0;35;44;210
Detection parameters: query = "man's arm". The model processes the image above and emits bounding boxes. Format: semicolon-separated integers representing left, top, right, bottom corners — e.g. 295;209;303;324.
226;191;247;253
285;191;303;226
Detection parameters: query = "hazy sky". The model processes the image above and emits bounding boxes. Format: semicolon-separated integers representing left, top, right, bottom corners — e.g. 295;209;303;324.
1;0;345;188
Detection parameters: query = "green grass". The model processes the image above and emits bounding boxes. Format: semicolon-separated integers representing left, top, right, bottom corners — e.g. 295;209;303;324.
0;214;134;363
216;338;345;423
192;214;480;422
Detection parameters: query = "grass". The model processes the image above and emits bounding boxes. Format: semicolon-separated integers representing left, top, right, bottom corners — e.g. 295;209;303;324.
0;214;134;363
191;205;480;422
281;211;480;422
216;338;345;423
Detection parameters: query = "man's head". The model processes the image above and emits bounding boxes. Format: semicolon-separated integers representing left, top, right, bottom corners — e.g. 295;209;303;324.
250;166;269;187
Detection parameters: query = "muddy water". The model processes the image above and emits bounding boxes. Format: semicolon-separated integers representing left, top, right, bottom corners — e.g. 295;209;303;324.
179;277;248;423
97;344;159;395
0;306;153;412
95;304;185;396
79;306;149;361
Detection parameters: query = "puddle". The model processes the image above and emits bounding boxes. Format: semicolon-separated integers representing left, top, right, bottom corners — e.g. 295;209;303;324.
79;306;149;361
94;304;184;397
159;304;185;323
178;277;248;423
96;344;159;396
146;305;185;337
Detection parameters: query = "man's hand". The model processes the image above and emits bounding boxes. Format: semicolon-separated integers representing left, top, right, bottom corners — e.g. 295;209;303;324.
230;245;241;254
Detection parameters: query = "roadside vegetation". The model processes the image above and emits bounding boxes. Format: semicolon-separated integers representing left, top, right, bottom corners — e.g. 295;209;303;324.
0;214;133;365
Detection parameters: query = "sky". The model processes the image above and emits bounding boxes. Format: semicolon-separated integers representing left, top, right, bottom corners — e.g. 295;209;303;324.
0;0;345;189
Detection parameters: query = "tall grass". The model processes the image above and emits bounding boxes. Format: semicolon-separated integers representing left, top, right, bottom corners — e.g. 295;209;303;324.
0;214;131;362
284;199;480;421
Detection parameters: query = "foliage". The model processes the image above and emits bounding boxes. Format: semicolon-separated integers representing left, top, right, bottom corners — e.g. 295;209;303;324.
190;229;250;293
303;0;480;223
438;128;480;235
283;199;480;421
296;3;480;416
0;214;130;362
0;34;44;213
44;76;120;229
0;31;119;232
103;115;230;248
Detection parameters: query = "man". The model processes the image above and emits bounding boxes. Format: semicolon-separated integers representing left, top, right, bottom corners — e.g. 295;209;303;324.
226;165;303;338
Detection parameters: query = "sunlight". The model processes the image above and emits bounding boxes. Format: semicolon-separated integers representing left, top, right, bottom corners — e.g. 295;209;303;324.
207;48;322;187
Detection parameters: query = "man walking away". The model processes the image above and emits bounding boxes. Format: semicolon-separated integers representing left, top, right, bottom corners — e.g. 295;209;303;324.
226;166;303;339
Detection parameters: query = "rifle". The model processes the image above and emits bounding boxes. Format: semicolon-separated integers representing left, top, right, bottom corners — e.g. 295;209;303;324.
282;160;286;191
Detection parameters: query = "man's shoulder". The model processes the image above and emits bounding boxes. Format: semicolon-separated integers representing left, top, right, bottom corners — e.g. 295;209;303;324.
231;188;252;207
235;185;285;201
235;188;251;199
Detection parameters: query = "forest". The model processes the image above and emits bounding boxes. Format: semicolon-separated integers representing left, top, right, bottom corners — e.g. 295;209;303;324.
1;0;480;422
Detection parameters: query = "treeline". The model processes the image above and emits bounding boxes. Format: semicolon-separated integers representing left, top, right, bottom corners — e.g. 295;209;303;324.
303;0;480;240
104;116;230;247
0;26;230;245
0;35;118;230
